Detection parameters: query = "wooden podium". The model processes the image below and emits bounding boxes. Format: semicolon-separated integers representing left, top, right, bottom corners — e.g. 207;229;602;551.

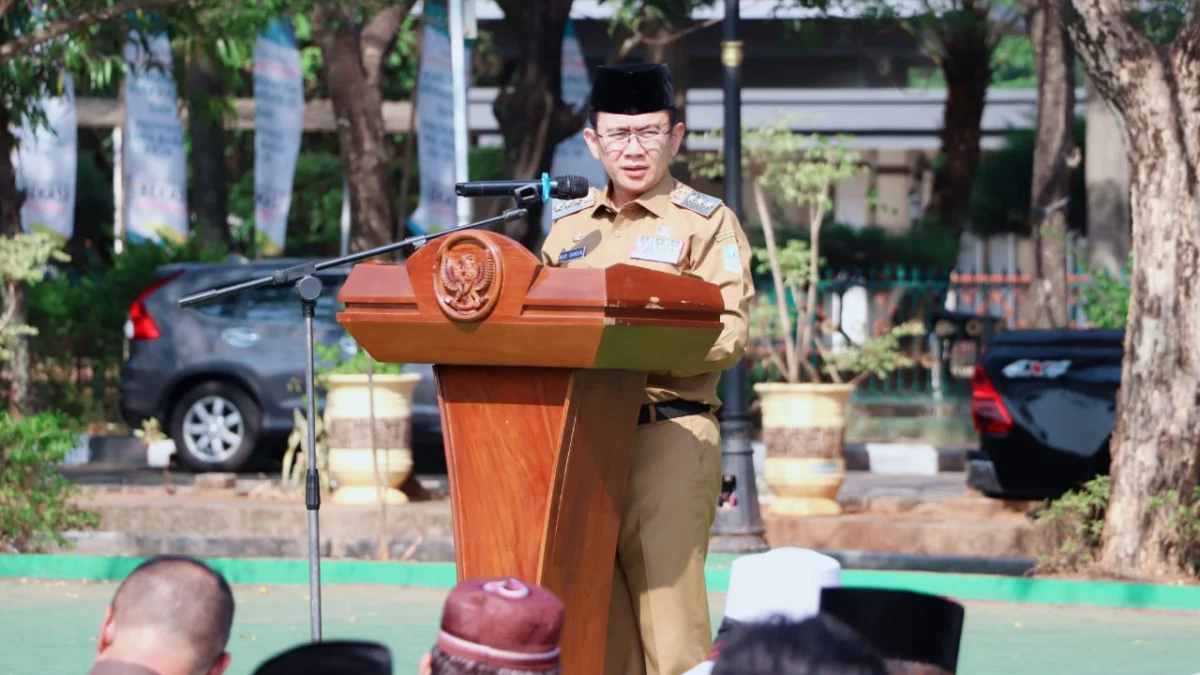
337;231;724;674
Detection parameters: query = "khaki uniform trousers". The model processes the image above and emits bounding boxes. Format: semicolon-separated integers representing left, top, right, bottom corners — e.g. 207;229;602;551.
605;411;723;675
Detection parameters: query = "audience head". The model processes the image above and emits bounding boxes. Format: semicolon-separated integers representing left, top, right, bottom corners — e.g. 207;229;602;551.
711;615;889;675
431;577;565;675
94;555;235;675
713;549;842;657
819;588;965;675
251;640;392;675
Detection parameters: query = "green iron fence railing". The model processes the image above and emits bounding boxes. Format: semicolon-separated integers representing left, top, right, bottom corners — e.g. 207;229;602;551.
751;267;1101;403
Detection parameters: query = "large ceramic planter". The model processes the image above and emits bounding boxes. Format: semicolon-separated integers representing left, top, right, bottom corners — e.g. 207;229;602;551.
754;382;857;516
325;373;421;504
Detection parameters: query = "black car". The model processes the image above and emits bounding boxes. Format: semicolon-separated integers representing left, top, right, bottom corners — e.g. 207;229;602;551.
118;257;442;473
967;328;1124;501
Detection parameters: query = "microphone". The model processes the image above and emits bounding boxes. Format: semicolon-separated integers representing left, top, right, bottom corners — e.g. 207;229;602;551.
455;173;589;202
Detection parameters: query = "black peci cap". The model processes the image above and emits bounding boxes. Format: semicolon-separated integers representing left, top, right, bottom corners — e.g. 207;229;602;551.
819;588;965;673
251;640;393;675
589;63;676;116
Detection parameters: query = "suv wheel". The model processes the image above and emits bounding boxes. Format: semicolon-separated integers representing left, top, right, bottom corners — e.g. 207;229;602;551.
170;381;261;473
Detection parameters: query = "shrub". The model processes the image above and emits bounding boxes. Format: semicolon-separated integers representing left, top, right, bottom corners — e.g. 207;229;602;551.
0;411;100;553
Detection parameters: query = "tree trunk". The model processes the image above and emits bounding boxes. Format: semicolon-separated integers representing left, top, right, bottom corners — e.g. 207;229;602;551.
1100;102;1200;578
926;20;992;236
312;3;413;253
186;45;231;249
1022;0;1075;329
0;105;21;238
0;103;31;416
493;0;587;250
1061;0;1200;578
1084;76;1131;275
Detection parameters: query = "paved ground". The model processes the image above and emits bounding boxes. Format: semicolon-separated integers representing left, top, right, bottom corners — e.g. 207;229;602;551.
2;580;1196;675
65;468;973;504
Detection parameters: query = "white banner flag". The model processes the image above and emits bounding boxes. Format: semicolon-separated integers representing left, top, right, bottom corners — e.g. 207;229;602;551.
408;1;471;235
122;31;189;246
16;73;77;242
544;20;607;235
253;18;304;257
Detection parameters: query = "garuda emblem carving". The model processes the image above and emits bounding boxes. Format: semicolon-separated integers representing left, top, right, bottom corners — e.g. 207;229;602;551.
434;234;503;321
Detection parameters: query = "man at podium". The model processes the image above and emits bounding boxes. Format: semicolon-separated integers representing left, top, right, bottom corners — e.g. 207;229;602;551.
540;62;755;675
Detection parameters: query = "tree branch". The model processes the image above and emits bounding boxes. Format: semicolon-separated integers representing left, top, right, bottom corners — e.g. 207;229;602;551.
642;16;720;47
0;281;15;335
608;29;645;64
360;0;418;90
0;0;20;23
0;0;182;66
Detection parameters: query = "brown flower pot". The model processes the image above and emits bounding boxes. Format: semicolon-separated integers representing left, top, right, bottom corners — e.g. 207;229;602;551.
754;382;856;516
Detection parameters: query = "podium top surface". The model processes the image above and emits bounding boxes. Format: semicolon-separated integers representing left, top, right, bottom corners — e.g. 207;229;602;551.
336;230;725;370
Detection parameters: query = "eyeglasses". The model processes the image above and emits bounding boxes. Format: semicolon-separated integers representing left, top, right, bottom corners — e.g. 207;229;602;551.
596;129;671;150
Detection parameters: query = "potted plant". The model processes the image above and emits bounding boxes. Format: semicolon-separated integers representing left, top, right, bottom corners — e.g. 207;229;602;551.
691;122;923;515
134;418;175;469
314;342;421;505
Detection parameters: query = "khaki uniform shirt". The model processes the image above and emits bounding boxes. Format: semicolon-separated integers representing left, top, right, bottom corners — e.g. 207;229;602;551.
539;175;754;409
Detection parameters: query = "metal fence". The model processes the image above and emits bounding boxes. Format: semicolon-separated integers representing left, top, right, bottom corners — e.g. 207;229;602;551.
754;267;1105;403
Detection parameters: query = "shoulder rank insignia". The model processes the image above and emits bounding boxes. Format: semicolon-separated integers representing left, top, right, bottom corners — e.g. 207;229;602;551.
671;189;723;218
551;192;596;220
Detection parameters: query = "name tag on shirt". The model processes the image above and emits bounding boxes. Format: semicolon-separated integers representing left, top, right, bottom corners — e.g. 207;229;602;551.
559;247;586;263
630;235;684;265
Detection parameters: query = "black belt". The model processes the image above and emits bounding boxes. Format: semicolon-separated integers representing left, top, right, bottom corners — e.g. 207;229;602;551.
638;400;710;425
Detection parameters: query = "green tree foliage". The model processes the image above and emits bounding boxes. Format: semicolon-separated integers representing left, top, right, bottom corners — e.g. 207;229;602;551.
690;122;922;385
0;410;100;553
597;0;718;60
1078;253;1130;329
969;116;1087;237
1;1;292;118
907;34;1090;89
0;232;68;361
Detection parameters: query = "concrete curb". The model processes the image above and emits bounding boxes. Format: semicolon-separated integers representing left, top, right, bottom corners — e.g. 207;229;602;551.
5;553;1200;613
60;533;1037;577
73;436;970;477
751;441;969;476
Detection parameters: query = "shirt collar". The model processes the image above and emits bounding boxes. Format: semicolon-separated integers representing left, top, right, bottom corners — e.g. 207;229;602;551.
597;175;677;219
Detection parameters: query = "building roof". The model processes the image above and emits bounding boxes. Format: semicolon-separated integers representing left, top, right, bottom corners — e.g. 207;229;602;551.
467;87;1086;150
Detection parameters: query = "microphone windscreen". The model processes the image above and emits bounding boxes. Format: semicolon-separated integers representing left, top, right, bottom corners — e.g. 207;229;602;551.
556;175;590;199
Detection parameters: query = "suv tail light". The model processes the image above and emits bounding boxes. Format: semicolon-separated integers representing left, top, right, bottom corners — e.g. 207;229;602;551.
971;363;1013;436
126;270;185;341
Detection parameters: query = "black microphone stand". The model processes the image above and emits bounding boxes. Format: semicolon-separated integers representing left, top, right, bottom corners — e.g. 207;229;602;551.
178;190;537;643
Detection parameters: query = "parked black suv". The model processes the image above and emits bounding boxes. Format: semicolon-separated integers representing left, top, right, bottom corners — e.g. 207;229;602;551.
118;257;441;473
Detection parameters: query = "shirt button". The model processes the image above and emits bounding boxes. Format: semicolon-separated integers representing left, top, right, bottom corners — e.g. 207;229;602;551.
615;230;623;238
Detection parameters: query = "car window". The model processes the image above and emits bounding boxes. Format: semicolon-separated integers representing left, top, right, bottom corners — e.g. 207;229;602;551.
242;275;345;324
193;298;239;320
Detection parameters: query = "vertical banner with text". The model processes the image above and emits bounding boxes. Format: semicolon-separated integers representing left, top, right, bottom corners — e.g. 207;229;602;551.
253;19;304;256
122;31;189;246
408;1;471;235
16;74;77;242
544;20;607;235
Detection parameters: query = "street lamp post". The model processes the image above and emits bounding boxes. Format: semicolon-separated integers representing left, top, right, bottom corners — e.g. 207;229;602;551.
709;0;768;554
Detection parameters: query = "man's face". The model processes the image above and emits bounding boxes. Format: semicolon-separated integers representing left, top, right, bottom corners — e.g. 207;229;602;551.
584;110;684;198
